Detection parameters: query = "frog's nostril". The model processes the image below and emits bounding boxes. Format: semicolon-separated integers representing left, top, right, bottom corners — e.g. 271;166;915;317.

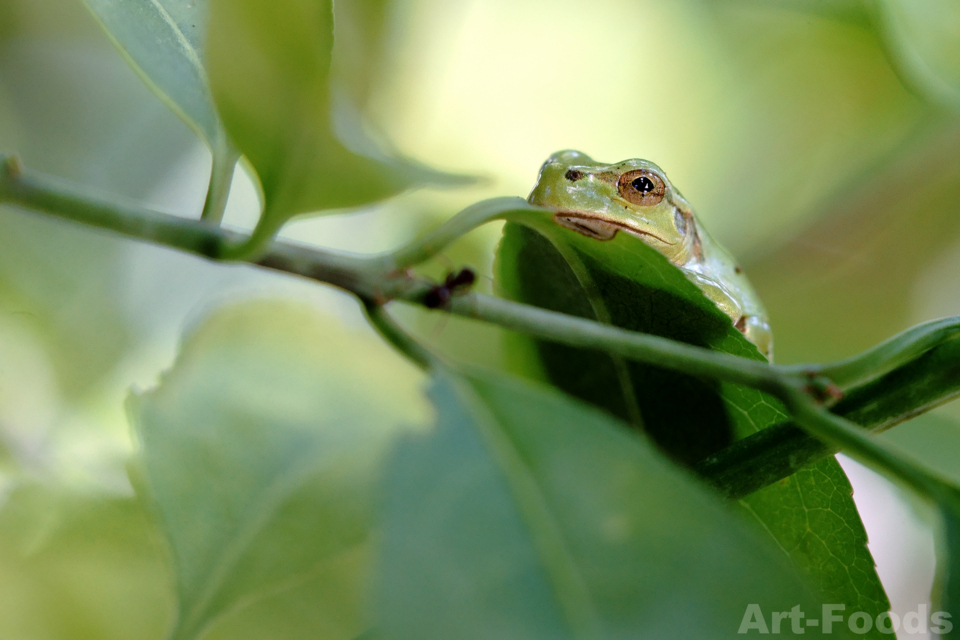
564;169;584;182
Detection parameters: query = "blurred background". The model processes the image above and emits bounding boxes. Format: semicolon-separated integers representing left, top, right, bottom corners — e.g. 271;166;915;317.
0;0;958;637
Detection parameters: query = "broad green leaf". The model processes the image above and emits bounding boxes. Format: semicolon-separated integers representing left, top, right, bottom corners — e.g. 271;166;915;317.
130;301;429;640
874;0;960;109
0;212;133;396
0;39;198;394
206;0;466;252
496;216;763;465
81;0;232;156
80;0;238;221
376;368;851;639
495;214;890;635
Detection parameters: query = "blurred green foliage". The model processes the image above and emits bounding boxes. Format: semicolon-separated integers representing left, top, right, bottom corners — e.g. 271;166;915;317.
377;369;842;638
0;0;959;637
0;483;170;640
131;301;426;640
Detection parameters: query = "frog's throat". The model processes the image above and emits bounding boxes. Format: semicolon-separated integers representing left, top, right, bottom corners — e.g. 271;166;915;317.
553;212;673;246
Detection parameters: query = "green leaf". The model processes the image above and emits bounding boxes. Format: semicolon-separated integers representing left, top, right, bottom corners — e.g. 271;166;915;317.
0;212;134;397
0;38;201;394
206;0;467;256
0;483;170;640
80;0;239;222
496;216;762;464
81;0;232;156
130;300;428;640
494;215;890;635
376;368;851;639
330;0;392;111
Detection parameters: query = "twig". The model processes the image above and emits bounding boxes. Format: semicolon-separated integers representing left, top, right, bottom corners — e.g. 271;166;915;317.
3;153;959;506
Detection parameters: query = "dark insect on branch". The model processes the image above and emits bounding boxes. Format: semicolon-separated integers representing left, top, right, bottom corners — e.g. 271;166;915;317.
424;268;476;309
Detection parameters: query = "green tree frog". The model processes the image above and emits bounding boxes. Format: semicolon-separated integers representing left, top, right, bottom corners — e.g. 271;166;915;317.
528;150;773;360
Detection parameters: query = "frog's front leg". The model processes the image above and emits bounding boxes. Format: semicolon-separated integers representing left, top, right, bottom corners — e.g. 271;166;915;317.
685;271;773;361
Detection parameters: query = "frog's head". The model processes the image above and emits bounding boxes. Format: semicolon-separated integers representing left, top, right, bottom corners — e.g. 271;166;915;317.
528;150;700;263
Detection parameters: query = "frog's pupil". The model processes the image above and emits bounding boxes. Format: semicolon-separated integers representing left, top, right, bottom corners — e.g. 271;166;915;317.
632;176;655;193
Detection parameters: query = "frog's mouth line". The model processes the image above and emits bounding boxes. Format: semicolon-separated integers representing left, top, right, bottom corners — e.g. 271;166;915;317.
553;213;674;245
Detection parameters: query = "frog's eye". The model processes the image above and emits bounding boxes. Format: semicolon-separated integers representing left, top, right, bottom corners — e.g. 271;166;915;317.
617;170;665;206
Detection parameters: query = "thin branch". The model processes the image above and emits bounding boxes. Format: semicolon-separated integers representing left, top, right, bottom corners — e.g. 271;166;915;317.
700;333;960;499
784;315;960;390
362;300;436;371
781;390;960;508
4;153;960;508
0;154;389;299
442;292;783;392
366;196;546;273
0;154;788;395
438;290;960;510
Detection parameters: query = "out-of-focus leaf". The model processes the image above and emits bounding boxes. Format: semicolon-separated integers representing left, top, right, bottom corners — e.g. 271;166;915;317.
206;0;467;251
495;213;889;634
2;0;112;41
131;301;428;640
331;0;391;111
0;438;12;472
0;40;196;193
874;0;960;109
202;554;372;640
0;483;170;640
80;0;238;221
80;0;232;157
377;368;851;639
704;3;925;259
0;212;132;397
717;0;870;24
0;40;196;394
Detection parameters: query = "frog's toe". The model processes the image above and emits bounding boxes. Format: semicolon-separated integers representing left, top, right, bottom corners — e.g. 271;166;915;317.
739;315;774;362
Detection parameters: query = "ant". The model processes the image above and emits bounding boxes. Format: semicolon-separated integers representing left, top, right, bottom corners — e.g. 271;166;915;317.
424;268;476;309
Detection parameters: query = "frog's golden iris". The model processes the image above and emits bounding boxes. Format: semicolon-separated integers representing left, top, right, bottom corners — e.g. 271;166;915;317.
528;150;773;360
617;170;665;206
